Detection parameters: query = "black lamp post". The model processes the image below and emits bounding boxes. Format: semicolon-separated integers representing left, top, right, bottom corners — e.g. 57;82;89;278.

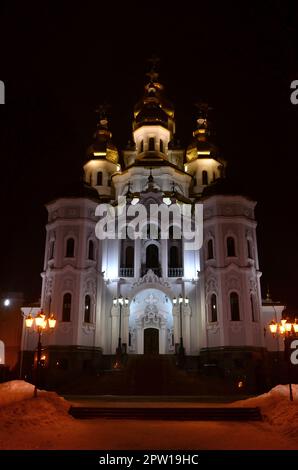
25;310;57;397
269;318;298;401
173;294;189;364
113;296;129;358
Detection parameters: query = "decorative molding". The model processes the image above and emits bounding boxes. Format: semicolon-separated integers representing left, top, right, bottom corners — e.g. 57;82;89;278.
82;323;96;334
132;269;171;288
205;277;218;294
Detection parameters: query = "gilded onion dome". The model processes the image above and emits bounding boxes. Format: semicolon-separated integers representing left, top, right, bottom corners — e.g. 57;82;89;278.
86;108;119;164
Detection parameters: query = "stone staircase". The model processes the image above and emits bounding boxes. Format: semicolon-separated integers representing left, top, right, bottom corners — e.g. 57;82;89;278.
59;354;246;396
69;405;262;421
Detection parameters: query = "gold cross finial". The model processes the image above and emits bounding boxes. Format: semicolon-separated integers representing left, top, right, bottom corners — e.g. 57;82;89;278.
146;55;160;82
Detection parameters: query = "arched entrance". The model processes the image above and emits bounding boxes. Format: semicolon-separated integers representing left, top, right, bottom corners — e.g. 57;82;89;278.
146;244;159;269
144;328;159;355
128;288;174;355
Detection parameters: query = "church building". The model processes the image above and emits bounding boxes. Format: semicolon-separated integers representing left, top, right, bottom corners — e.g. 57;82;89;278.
20;69;284;391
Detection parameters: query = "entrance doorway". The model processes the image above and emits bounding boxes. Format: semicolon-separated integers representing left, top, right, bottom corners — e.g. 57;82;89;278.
144;328;159;355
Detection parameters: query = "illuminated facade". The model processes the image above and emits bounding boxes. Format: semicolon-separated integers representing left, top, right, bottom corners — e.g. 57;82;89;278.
21;72;283;382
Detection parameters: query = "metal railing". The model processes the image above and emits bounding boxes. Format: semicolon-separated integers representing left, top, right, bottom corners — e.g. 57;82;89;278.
119;267;134;277
168;267;184;277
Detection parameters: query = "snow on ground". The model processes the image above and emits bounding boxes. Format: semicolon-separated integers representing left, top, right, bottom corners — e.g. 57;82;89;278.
0;380;298;450
233;384;298;440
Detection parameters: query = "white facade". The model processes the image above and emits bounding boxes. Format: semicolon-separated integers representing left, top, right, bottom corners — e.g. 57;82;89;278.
22;75;279;358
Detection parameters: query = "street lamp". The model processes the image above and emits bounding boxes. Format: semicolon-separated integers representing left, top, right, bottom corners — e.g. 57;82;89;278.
25;310;57;397
113;296;129;357
173;295;189;364
268;318;298;401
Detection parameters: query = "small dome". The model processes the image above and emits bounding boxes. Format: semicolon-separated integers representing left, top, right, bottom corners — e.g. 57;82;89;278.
135;101;168;128
49;178;101;203
86;118;119;164
133;80;174;132
201;177;252;199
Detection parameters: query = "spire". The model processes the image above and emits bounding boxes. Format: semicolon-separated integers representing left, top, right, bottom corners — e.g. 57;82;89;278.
193;102;212;141
94;104;111;137
86;104;119;164
265;285;273;303
133;58;175;134
146;55;160;84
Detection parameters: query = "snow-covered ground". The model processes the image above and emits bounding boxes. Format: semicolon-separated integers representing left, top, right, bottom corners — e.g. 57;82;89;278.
0;380;297;450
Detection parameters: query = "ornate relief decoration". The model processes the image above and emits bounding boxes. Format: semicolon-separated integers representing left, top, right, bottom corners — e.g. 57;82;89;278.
45;277;53;297
249;278;257;292
132;269;170;288
65;207;78;218
82;323;96;335
225;275;240;292
207;323;220;333
205;277;218;295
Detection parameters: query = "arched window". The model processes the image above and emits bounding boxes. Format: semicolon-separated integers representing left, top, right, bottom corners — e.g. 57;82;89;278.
247;239;252;259
227;236;236;257
169;225;181;240
84;295;91;323
202;170;208;185
0;340;5;365
148;137;155;151
230;292;240;321
140;140;144;152
160;139;164;152
169;246;179;268
146;224;160;240
251;294;256;322
146;244;159;268
97;171;103;186
210;294;218;322
125;246;134;268
66;238;75;258
62;293;71;322
207;239;214;259
88;240;94;260
49;240;55;260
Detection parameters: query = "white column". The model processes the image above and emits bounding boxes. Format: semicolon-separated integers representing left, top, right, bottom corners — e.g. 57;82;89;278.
183;305;191;354
111;307;119;353
161;239;167;277
159;325;167;354
172;306;179;345
135;239;141;278
122;306;130;351
136;325;143;354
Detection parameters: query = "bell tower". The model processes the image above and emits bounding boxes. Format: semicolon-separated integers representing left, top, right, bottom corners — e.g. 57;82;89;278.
186;103;225;195
84;106;120;200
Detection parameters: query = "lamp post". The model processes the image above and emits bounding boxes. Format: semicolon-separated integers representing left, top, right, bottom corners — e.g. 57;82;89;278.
25;310;57;397
173;294;189;364
113;296;129;357
269;318;298;401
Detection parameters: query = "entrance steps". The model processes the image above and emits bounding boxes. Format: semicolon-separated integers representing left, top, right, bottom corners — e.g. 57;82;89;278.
69;405;262;421
59;355;246;396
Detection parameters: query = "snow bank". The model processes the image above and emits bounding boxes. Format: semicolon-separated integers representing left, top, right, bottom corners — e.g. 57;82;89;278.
0;380;35;407
0;380;71;425
234;384;298;439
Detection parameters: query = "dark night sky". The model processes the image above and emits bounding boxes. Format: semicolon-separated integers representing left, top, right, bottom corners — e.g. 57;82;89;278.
0;1;298;308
